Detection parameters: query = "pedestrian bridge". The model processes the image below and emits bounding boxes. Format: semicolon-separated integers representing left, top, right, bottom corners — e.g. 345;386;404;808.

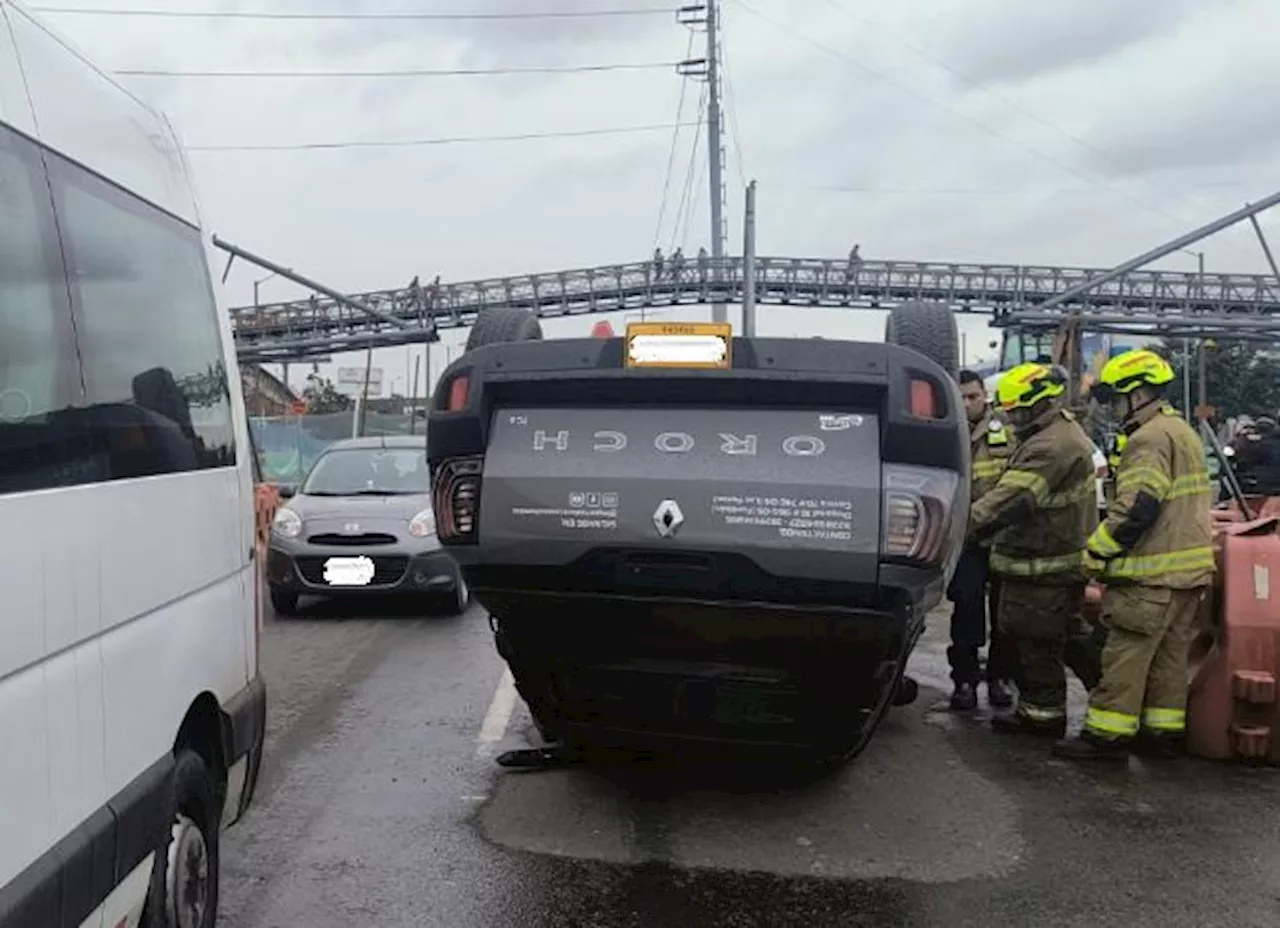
230;255;1280;362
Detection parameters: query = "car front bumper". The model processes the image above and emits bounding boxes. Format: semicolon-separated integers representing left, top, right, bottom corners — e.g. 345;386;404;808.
267;544;461;596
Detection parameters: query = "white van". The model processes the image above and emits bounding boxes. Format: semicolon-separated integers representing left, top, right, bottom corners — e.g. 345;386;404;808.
0;3;266;927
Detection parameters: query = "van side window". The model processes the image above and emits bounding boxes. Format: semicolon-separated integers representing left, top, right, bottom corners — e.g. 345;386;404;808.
46;152;236;479
0;126;83;495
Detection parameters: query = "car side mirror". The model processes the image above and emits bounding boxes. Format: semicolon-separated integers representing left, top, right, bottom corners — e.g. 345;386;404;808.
278;484;296;499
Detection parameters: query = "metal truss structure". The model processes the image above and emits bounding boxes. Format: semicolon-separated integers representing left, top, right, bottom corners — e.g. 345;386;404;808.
229;256;1280;362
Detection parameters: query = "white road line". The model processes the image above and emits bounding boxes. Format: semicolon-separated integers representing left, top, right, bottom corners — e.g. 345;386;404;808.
476;667;518;756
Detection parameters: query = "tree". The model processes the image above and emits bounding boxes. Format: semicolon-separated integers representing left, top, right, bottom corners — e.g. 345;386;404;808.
1164;341;1280;420
301;374;353;414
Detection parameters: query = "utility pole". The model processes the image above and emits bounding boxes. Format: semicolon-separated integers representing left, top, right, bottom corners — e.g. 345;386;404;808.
742;180;757;335
678;2;729;326
705;0;728;325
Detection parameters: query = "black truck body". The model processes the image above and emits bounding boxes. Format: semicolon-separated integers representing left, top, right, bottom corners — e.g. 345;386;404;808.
428;329;970;764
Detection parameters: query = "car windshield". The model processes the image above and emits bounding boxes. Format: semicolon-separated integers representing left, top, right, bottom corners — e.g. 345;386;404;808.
301;447;429;496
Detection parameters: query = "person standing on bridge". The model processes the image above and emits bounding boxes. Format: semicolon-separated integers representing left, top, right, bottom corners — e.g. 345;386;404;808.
653;248;664;279
697;246;709;285
968;363;1102;738
1055;349;1215;761
945;370;1016;711
670;247;685;281
845;244;862;283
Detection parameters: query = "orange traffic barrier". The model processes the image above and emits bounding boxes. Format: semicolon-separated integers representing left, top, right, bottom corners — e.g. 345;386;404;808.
254;483;281;559
1186;497;1280;763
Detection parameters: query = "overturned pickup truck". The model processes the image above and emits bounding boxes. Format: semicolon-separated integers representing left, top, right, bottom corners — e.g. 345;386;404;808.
428;305;970;768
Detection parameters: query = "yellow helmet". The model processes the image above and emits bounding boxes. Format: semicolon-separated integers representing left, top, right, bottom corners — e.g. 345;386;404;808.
1093;348;1174;402
995;362;1067;412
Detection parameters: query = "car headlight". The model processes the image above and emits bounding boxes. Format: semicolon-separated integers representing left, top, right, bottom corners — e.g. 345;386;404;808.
272;506;302;539
409;508;437;538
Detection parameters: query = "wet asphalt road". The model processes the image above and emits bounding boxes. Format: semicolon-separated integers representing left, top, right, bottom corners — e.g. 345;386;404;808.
218;598;1280;928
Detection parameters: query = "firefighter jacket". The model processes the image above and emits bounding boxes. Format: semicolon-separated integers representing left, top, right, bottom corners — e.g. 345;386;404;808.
1085;404;1215;589
971;410;1014;501
969;407;1098;583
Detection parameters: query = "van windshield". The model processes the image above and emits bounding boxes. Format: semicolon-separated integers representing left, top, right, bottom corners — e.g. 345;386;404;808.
301;448;428;496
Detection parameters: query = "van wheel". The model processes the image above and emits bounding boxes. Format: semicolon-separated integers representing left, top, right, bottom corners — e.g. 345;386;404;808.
885;301;959;375
270;586;298;616
465;307;543;352
143;749;221;928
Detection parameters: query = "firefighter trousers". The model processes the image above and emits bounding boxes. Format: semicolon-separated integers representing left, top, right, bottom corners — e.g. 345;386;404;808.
1084;585;1208;741
996;579;1102;728
946;545;1015;684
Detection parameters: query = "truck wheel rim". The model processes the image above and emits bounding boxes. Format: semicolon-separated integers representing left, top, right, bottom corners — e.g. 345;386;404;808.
167;813;210;928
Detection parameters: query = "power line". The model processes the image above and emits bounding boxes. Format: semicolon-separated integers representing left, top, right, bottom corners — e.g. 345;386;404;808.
719;20;748;189
816;0;1227;237
185;122;697;152
29;5;676;21
669;84;707;252
119;62;679;78
786;181;1259;196
732;0;1258;259
680;141;709;251
653;27;699;251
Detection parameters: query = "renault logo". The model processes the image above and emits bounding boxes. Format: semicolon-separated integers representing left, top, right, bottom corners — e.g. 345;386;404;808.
652;499;684;538
343;522;361;533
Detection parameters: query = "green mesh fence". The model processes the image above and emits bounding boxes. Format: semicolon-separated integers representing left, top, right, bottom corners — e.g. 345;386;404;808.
249;410;424;486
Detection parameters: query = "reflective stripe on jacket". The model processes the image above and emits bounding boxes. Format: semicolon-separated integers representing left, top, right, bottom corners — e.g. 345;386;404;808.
969;408;1099;583
1087;405;1215;588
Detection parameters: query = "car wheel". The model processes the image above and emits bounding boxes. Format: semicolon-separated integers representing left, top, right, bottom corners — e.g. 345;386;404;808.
465;307;543;352
142;749;221;928
885;300;960;375
443;569;470;615
269;586;298;616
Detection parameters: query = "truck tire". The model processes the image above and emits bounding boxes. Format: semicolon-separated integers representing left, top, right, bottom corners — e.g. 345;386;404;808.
885;301;959;375
465;307;543;352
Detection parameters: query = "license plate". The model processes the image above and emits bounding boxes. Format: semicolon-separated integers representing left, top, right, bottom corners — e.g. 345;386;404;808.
625;321;732;369
323;556;376;586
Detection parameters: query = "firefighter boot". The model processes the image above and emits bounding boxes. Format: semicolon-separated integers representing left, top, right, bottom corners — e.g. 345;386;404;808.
991;712;1066;739
1052;730;1131;762
1132;730;1184;760
986;679;1014;709
949;682;978;711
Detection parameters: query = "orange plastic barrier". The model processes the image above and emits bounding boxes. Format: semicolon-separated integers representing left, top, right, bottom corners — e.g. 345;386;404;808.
254;483;281;558
1186;497;1280;763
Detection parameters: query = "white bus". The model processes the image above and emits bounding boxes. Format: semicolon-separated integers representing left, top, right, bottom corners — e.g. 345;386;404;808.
0;3;266;927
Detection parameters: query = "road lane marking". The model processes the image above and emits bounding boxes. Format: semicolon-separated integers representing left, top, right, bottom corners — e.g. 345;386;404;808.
477;667;517;756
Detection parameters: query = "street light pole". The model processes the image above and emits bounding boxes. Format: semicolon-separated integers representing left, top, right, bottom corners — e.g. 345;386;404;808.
1176;249;1204;422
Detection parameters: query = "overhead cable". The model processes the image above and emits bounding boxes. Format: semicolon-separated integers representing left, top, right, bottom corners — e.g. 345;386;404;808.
30;5;676;21
185;122;699;152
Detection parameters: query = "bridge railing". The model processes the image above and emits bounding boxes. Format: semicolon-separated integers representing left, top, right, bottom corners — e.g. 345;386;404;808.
229;256;1280;345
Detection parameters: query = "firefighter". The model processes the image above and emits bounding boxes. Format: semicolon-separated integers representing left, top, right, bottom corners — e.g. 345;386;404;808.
946;370;1016;710
1054;349;1215;761
969;362;1102;737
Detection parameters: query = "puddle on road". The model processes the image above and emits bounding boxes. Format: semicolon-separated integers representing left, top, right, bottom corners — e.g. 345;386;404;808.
474;695;1027;885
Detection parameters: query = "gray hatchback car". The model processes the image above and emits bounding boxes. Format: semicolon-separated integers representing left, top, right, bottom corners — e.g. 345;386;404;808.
266;435;469;615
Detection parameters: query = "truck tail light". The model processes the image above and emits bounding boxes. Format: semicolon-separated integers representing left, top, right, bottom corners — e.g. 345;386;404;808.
434;456;484;541
909;378;942;419
446;375;470;412
881;464;961;565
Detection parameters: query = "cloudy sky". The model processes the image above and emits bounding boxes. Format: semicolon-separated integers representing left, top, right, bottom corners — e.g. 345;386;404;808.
22;0;1280;394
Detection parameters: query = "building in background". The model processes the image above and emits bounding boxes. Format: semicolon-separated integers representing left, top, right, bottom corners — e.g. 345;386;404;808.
240;364;299;416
